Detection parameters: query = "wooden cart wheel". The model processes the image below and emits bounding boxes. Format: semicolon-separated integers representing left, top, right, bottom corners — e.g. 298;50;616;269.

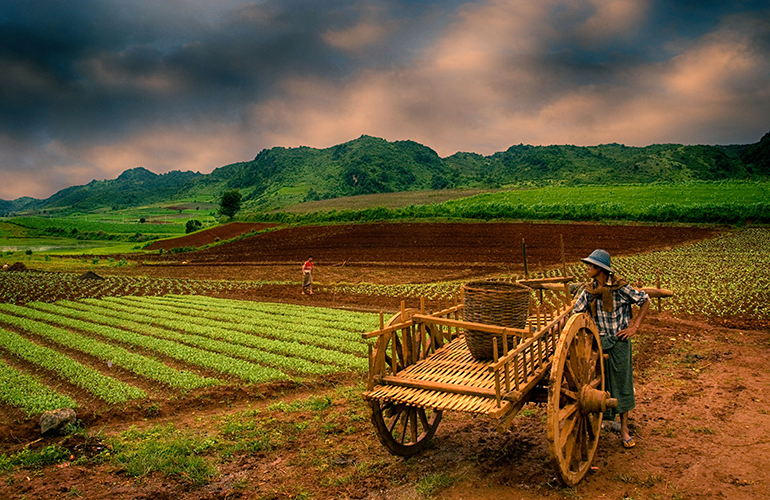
369;399;442;457
367;306;446;456
547;312;616;486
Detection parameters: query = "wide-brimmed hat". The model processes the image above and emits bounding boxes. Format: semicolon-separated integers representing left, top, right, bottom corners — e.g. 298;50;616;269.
581;249;613;274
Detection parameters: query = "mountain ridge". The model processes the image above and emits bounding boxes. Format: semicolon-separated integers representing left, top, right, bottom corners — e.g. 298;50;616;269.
2;132;768;215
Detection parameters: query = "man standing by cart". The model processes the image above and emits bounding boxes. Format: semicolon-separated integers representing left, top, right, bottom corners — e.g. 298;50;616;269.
302;256;314;295
572;249;650;449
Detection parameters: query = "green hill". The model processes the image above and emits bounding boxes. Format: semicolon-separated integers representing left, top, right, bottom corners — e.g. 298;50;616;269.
3;131;769;215
41;167;203;211
206;135;447;211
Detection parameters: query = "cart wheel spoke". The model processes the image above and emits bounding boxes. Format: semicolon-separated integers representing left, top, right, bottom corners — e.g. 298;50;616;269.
586;413;597;440
397;409;409;444
560;411;578;449
568;354;585;387
587;350;599;380
386;411;401;433
569;340;584;382
563;358;580;390
568;418;582;470
417;408;430;430
409;409;419;444
579;416;589;461
559;402;579;423
583;329;593;364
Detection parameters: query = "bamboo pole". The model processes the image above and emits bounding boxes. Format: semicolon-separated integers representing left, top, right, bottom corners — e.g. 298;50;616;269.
493;338;501;408
560;234;567;277
522;239;529;279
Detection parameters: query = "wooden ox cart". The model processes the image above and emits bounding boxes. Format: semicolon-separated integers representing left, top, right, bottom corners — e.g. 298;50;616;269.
362;277;671;486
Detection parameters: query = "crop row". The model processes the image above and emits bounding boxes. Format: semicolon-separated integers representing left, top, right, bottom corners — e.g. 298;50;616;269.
159;294;379;333
0;271;277;305
29;300;359;374
319;228;770;324
62;298;367;368
0;295;379;415
0;327;146;404
114;295;373;345
0;359;78;415
612;228;770;321
17;302;290;384
85;296;363;350
94;299;367;369
0;304;218;390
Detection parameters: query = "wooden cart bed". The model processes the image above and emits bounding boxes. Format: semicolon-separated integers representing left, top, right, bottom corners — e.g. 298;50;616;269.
364;336;510;416
363;297;573;421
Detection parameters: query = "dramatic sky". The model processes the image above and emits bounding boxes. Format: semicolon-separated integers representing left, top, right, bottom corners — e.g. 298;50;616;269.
2;0;769;200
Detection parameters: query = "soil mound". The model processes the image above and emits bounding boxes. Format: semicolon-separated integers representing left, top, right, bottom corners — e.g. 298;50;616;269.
77;271;104;280
4;262;27;271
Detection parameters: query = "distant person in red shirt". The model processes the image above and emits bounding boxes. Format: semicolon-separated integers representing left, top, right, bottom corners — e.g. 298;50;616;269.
302;256;314;295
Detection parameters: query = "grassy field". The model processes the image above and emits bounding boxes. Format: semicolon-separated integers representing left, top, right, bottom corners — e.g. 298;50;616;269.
273;188;497;213
252;180;770;224
448;180;770;206
0;211;206;255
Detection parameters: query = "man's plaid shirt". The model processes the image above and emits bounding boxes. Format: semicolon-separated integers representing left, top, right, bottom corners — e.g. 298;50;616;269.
573;282;649;337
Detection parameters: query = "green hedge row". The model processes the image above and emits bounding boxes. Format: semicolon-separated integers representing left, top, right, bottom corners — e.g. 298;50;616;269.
250;201;770;225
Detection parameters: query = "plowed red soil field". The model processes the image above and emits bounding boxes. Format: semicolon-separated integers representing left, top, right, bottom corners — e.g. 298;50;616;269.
3;221;769;500
144;222;279;251
136;222;721;298
144;221;720;266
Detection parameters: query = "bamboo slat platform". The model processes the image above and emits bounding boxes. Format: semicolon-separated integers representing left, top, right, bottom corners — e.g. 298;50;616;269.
364;336;511;416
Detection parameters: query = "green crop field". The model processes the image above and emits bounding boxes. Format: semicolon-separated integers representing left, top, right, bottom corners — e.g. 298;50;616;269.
0;296;378;415
253;180;770;225
8;215;187;235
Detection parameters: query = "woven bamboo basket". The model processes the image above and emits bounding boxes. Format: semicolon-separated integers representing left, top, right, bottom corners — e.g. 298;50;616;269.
462;280;532;360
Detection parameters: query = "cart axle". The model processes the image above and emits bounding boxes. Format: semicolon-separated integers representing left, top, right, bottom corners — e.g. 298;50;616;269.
579;386;618;415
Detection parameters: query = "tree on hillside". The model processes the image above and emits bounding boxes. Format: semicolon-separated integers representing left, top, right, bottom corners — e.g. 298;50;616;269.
219;190;242;218
185;219;203;233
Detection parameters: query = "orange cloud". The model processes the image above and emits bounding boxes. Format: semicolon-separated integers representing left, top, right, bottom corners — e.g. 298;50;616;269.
246;1;769;154
577;0;649;42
